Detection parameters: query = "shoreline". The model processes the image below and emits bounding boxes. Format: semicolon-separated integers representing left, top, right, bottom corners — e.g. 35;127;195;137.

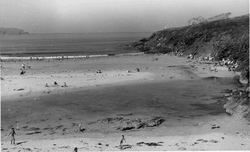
0;52;144;62
1;54;249;151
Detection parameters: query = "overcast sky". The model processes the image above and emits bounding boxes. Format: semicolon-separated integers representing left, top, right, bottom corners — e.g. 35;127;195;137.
0;0;248;33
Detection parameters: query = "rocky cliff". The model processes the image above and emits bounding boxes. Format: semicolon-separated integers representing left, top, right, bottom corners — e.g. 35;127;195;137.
128;14;249;121
223;86;250;121
0;27;29;35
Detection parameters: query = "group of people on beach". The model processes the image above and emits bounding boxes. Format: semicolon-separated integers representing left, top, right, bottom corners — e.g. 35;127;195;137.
184;53;239;73
20;63;31;75
166;51;184;57
127;68;140;73
45;82;67;87
21;63;31;69
206;57;238;73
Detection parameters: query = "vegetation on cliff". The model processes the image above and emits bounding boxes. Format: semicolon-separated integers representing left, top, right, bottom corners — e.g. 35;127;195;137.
129;14;249;121
130;14;249;80
0;27;29;35
131;14;249;72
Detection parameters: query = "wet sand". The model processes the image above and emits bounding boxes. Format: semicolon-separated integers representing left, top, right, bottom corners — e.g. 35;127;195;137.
1;54;250;151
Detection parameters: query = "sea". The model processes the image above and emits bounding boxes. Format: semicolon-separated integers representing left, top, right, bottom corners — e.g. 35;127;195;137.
0;32;151;57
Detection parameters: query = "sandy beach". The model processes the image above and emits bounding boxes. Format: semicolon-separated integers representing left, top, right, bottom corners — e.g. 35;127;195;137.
1;54;250;151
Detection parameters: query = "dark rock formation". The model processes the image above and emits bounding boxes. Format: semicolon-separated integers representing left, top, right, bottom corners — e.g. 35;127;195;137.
0;27;29;35
88;116;165;132
137;142;163;146
224;86;250;121
117;116;165;131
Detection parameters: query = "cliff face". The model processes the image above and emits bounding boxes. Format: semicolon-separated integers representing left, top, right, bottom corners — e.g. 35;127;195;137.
132;14;249;71
129;14;249;121
0;27;29;35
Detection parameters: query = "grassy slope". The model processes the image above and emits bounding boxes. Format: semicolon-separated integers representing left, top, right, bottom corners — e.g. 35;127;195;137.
132;14;249;72
130;14;249;121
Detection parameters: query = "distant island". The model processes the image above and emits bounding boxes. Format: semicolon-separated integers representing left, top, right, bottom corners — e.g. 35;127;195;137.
0;27;29;35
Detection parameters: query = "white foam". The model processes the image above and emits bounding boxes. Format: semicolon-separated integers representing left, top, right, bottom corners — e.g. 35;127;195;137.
0;52;144;61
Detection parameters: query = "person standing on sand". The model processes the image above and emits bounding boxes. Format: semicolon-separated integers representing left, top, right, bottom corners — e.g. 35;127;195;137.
120;135;126;146
22;64;25;69
27;63;31;69
8;128;16;145
78;123;82;132
20;69;25;75
73;147;78;152
63;82;67;87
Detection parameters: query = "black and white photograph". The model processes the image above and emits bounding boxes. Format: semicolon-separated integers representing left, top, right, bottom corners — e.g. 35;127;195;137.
0;0;249;151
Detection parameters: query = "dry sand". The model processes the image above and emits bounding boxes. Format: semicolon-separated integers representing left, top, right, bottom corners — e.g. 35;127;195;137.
1;54;250;151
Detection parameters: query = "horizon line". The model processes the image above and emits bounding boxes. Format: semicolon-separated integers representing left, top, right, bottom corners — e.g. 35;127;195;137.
28;31;154;35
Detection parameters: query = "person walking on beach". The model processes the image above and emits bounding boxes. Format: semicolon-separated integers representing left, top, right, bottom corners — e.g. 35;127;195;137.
120;135;126;146
8;128;16;145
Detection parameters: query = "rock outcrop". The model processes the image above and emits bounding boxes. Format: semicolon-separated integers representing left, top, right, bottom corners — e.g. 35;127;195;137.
0;27;29;35
87;116;165;132
224;86;250;121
